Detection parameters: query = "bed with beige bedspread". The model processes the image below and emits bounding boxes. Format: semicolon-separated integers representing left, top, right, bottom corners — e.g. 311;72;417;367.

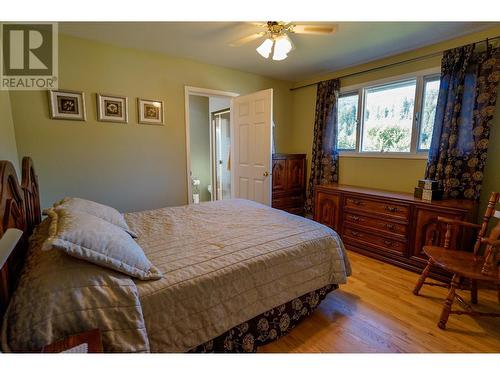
2;199;350;352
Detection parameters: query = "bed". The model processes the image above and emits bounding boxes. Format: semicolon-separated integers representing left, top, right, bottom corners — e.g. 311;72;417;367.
0;157;351;353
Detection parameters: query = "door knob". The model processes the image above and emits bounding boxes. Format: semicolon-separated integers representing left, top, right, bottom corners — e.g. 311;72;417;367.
263;171;269;177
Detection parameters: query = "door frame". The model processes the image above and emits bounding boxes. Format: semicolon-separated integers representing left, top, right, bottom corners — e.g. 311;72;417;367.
184;86;239;204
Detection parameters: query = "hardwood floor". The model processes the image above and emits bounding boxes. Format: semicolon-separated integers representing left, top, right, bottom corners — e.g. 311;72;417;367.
260;251;500;353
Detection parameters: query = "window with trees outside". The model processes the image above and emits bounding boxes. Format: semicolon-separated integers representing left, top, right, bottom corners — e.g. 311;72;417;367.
336;71;440;156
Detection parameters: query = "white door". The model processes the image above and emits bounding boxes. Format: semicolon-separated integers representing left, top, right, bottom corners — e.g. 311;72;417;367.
231;89;273;205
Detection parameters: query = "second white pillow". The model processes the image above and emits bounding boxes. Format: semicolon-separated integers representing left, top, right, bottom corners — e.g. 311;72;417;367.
48;197;137;238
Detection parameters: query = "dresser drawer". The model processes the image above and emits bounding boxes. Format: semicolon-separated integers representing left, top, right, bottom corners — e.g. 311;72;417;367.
344;212;408;236
344;195;410;221
343;224;407;256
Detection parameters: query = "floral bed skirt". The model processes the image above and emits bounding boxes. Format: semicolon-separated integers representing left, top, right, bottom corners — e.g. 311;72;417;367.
189;284;337;353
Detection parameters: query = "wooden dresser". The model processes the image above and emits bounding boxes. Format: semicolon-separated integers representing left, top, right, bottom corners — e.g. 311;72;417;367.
272;154;306;216
314;184;477;281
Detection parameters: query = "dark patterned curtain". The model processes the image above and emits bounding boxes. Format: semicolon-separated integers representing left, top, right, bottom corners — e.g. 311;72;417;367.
304;79;340;216
425;43;500;200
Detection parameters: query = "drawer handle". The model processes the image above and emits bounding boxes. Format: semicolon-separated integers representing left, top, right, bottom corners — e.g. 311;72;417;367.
385;223;395;231
348;199;364;206
350;230;362;238
350;215;361;222
385;205;399;213
383;240;395;247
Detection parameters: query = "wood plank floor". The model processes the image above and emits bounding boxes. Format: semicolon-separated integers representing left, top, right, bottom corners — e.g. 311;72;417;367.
260;251;500;353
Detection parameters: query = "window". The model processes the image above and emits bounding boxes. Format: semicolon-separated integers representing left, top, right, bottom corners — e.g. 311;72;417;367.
336;70;440;156
337;93;359;150
418;76;440;151
362;80;416;152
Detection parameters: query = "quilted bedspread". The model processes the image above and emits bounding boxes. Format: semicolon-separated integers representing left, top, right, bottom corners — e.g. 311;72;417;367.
1;220;150;352
2;199;350;352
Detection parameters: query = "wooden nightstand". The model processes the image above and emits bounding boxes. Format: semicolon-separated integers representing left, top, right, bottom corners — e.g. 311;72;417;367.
41;329;103;353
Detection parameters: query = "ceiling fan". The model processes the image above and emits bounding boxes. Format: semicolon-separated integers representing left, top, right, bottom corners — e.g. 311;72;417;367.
230;21;337;61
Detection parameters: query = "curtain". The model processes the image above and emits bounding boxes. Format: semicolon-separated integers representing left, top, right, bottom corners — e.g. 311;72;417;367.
425;43;500;200
304;79;340;216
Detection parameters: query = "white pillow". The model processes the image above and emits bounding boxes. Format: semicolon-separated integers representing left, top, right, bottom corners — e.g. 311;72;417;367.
48;197;137;238
43;208;162;280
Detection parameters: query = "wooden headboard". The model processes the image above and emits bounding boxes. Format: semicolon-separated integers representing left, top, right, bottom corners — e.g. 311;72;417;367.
0;157;41;320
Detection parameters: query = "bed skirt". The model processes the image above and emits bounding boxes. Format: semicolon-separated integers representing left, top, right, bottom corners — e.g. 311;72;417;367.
189;284;337;353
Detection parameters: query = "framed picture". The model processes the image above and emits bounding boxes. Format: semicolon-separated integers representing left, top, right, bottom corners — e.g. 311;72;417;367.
97;94;128;123
48;90;86;121
138;98;164;125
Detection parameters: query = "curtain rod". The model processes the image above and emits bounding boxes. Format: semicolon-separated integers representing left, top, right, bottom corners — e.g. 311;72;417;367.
290;35;500;92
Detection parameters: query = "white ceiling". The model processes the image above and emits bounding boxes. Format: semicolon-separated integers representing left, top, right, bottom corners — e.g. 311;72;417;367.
59;22;495;82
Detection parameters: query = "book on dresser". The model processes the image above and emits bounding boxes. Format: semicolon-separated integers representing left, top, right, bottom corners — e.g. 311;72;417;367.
272;154;307;216
313;184;477;281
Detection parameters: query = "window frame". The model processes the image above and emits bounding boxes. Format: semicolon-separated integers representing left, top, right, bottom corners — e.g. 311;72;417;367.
337;67;440;159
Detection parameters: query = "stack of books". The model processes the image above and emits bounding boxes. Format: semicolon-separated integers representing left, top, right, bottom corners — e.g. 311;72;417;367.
414;179;443;201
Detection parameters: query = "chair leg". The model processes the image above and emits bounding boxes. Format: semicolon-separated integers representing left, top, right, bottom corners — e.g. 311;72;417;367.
471;279;478;305
438;274;460;330
413;260;433;296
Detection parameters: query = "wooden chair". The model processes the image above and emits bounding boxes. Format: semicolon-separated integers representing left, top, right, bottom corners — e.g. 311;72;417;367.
413;192;500;329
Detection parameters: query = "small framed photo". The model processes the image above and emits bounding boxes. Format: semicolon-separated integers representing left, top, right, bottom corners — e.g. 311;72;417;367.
48;90;86;121
138;98;164;125
97;94;128;123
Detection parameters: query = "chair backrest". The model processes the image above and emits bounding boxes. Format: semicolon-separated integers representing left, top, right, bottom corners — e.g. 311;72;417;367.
486;210;500;242
474;192;500;255
480;210;500;275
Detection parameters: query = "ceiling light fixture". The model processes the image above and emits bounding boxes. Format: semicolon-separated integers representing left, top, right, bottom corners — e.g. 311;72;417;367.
256;35;294;61
255;22;295;61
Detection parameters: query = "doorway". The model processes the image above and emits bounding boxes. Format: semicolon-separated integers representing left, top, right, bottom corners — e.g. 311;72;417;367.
184;87;238;204
184;86;274;206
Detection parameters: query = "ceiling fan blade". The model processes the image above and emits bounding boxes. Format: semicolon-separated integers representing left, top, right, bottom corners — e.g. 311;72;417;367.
292;24;337;35
229;32;265;47
248;22;267;27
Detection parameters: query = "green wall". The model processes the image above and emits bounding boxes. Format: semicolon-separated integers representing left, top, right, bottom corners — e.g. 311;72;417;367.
189;95;211;202
10;34;293;212
0;91;19;174
288;26;500;217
